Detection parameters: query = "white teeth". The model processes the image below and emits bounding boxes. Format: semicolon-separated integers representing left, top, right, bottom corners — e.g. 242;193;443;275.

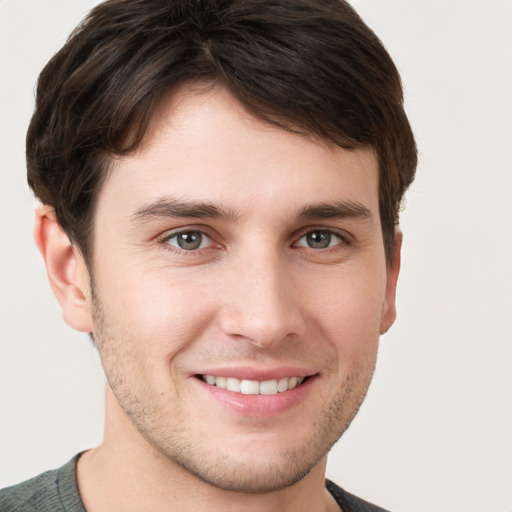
205;375;216;385
202;375;306;395
259;379;278;395
277;377;289;393
216;376;227;389
240;380;260;395
226;377;241;393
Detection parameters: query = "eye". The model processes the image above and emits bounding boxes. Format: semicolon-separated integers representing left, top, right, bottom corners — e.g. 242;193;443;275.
295;230;345;249
164;230;212;251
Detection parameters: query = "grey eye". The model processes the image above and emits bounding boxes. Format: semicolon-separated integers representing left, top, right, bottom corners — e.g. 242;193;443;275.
166;231;210;251
296;230;342;249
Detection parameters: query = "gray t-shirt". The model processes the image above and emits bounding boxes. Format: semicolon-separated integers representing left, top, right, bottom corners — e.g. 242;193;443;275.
0;454;389;512
0;455;86;512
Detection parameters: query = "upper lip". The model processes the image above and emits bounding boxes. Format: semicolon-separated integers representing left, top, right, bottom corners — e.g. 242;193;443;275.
193;366;317;381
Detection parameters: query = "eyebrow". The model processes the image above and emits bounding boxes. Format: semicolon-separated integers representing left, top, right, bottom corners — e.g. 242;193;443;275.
132;197;372;225
297;201;372;223
132;197;240;223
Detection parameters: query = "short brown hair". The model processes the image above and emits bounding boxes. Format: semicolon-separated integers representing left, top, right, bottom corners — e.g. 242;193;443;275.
27;0;417;264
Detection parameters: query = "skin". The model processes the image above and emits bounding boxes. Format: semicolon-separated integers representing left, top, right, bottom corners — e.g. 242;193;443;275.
36;85;401;512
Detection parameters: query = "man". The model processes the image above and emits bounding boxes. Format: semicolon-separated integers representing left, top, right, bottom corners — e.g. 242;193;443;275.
0;0;416;510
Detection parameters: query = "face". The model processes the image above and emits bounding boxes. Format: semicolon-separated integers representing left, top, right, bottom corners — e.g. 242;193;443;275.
87;85;399;493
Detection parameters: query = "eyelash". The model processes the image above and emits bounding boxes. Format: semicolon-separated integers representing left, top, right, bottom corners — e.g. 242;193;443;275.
158;227;352;255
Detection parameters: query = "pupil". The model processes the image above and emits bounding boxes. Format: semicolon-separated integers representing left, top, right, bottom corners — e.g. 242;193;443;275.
307;231;331;249
178;232;202;250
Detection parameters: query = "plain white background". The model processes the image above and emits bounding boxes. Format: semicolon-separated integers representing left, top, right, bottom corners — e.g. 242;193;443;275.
1;1;511;511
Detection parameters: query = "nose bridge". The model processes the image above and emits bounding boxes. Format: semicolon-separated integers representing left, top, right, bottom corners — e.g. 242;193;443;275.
219;244;304;348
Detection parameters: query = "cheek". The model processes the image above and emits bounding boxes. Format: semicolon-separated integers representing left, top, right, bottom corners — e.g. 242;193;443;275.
305;266;386;354
95;264;218;360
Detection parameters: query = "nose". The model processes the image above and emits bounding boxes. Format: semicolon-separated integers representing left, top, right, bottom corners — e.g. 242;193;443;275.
219;251;306;350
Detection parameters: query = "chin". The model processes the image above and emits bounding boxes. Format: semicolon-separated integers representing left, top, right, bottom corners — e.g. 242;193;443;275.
151;423;340;494
172;450;324;494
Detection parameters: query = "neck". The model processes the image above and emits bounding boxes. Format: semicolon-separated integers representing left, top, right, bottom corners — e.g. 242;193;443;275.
76;386;339;512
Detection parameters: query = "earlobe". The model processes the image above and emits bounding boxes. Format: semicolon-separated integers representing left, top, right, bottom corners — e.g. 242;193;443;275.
34;205;93;333
380;230;402;335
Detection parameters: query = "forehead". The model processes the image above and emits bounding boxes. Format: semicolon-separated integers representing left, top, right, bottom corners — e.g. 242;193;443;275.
99;85;379;223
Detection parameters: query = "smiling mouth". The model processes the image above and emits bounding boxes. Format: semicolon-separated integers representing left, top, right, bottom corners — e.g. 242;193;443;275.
198;375;309;395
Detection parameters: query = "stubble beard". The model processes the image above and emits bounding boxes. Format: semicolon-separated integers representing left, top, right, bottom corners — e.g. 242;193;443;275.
91;290;376;494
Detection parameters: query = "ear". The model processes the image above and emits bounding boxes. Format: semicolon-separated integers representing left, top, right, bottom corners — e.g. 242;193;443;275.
34;205;93;333
380;230;402;334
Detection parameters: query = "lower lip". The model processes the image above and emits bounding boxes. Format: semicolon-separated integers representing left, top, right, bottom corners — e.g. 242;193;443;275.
193;376;316;417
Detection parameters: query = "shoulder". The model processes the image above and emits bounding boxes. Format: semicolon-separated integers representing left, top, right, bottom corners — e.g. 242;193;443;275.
0;455;85;512
326;479;391;512
0;468;62;512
